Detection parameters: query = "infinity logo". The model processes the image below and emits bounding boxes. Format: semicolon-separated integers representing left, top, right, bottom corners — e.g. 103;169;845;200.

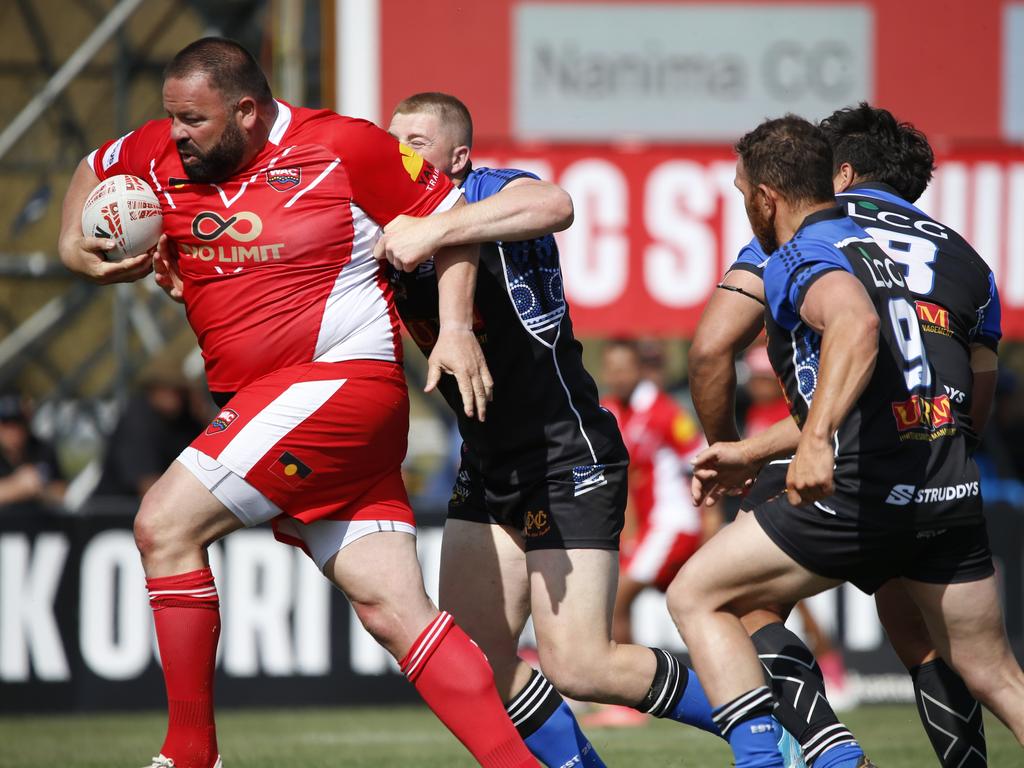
191;211;263;242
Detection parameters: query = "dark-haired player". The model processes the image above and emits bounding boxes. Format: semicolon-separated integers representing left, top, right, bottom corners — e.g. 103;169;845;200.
669;114;1024;768
691;104;1002;768
377;92;744;767
59;38;536;768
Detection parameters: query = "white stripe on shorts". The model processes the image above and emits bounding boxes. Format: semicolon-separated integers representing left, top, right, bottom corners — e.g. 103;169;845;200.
216;378;347;476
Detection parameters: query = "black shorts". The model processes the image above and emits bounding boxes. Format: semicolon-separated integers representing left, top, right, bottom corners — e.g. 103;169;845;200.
447;460;627;550
753;496;994;594
740;462;788;512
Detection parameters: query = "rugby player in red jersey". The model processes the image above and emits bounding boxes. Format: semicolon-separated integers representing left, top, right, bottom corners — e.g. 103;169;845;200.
58;38;534;768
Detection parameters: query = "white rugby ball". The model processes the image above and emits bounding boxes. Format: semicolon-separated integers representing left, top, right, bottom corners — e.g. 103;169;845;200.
81;174;163;261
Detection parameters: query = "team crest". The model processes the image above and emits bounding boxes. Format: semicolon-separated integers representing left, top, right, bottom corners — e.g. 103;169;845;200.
206;408;239;435
266;167;301;191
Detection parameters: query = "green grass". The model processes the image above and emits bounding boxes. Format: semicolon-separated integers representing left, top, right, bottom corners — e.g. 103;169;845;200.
0;704;1017;767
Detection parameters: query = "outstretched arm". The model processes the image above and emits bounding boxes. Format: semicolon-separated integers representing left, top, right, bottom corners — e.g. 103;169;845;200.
376;178;573;271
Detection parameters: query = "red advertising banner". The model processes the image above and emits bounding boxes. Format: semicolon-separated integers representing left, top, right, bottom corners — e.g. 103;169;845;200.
472;144;1024;338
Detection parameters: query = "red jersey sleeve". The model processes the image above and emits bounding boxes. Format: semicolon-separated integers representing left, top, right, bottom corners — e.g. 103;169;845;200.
331;118;460;226
87;119;169;181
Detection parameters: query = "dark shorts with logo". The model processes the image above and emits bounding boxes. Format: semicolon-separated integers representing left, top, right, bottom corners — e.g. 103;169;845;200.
447;459;627;551
752;495;993;595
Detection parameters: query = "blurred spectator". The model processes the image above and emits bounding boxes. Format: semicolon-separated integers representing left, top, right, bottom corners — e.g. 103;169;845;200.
978;369;1024;479
93;369;210;500
0;392;66;513
741;342;790;435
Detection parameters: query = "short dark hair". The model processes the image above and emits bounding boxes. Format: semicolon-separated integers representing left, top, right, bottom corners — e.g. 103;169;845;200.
734;115;835;206
165;37;273;106
392;92;473;147
819;103;935;203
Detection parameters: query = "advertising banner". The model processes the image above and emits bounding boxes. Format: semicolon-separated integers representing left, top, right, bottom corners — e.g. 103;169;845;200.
3;505;1022;712
472;145;1024;338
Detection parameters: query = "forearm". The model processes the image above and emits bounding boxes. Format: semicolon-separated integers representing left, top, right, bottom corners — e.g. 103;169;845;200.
0;476;37;506
435;183;572;246
433;243;480;329
802;312;878;442
690;353;742;444
690;271;766;443
59;158;100;261
741;416;801;463
969;345;998;434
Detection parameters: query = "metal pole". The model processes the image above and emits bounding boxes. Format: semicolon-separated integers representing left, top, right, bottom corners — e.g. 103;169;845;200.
0;0;144;161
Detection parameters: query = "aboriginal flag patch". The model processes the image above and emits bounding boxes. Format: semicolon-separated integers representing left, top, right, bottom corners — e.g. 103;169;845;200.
273;451;312;484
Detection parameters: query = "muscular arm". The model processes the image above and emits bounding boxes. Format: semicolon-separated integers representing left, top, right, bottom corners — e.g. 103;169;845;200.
689;269;766;444
58;157;152;283
376;178;573;271
969;344;998;435
786;271;879;503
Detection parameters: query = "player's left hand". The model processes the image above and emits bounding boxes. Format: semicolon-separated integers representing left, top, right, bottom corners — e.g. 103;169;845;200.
690;441;760;506
374;214;445;272
151;235;184;303
426;326;494;421
786;434;835;505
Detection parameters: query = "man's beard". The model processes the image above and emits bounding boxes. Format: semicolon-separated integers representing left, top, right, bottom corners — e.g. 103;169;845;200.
747;197;779;254
177;120;246;183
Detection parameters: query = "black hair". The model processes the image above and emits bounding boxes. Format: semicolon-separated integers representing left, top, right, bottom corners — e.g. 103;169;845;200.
734;115;835;205
819;103;935;203
165;37;273;106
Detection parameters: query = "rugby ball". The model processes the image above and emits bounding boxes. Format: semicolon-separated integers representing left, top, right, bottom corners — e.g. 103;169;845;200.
82;174;163;261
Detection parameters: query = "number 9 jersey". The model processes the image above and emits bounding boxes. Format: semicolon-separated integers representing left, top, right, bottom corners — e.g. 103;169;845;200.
836;182;1001;437
763;207;981;529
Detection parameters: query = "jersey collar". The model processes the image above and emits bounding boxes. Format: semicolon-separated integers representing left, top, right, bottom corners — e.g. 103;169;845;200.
629;379;659;412
268;100;292;145
795;204;845;235
837;181;929;218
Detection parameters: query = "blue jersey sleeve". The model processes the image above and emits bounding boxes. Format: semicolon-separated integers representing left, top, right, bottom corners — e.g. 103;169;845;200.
462;167;540;204
729;238;770;278
763;239;852;331
971;272;1002;351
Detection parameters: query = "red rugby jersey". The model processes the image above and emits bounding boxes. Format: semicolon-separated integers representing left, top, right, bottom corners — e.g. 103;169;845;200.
603;381;704;534
88;101;460;393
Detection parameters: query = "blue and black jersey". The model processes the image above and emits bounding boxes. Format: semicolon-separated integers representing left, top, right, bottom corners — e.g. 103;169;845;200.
392;167;626;488
836;182;1001;432
762;207;980;528
729;182;1001;434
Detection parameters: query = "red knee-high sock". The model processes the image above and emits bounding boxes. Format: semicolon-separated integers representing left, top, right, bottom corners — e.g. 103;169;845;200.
401;612;536;767
147;567;220;768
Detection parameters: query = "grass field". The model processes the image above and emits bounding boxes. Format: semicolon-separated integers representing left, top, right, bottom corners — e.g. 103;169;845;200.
0;704;1015;767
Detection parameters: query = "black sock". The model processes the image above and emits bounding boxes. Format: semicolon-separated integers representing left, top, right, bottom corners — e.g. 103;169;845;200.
751;622;858;765
505;669;564;737
911;658;987;767
634;647;686;716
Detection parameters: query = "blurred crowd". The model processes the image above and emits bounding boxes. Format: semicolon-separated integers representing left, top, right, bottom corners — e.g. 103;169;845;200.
3;340;1024;517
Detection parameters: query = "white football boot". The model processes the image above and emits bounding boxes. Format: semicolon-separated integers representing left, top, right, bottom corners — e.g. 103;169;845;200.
144;756;222;768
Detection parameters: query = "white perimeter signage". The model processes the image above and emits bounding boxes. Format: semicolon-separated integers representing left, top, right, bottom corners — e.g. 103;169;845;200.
515;3;874;140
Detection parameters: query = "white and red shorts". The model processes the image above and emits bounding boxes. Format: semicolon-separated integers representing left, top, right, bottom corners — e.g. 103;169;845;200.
177;359;415;569
621;525;701;592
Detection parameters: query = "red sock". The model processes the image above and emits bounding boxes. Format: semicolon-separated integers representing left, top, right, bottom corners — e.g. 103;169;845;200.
147;567;220;768
401;612;536;767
